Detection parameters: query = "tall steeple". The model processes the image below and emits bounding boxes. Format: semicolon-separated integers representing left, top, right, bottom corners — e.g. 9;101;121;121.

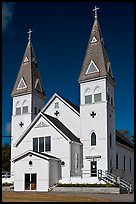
79;7;116;179
78;7;115;84
11;29;46;99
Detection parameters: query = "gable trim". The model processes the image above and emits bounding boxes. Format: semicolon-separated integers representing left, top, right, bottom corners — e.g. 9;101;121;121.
12;150;60;163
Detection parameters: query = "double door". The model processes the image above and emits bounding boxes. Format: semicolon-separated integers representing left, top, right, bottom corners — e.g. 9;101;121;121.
25;173;37;190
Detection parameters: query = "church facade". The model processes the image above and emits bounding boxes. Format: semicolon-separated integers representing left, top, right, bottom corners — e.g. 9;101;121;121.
10;8;134;192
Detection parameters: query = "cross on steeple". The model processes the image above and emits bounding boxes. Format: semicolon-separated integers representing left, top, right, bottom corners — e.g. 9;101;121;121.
90;111;96;118
93;6;99;19
27;29;32;41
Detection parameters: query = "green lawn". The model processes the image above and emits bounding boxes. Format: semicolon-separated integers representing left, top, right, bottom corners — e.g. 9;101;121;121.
2;191;111;202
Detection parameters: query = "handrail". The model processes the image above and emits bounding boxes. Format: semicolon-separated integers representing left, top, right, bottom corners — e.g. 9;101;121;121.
98;169;132;193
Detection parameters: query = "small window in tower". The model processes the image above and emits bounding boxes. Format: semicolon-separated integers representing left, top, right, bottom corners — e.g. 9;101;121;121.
111;97;113;106
23;56;29;63
17;78;27;90
85;95;92;104
91;36;97;43
107;94;110;103
16;107;21;115
86;60;99;74
22;100;28;114
94;93;101;102
35;79;42;92
85;88;92;104
23;106;28;114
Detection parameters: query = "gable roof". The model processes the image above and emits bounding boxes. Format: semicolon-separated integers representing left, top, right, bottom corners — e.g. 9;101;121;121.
116;130;134;149
15;111;81;147
42;93;80;116
12;150;60;162
61;96;80;113
42;113;81;143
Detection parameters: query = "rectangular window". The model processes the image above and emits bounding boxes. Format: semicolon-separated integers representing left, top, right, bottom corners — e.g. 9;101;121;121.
75;153;78;169
55;102;59;109
45;136;51;151
39;137;44;152
35;107;37;115
85;95;92;104
33;138;38;152
107;94;110;103
94;93;101;102
124;156;125;171
111;97;113;106
110;134;112;147
91;161;97;177
116;154;118;169
16;107;21;115
23;106;28;113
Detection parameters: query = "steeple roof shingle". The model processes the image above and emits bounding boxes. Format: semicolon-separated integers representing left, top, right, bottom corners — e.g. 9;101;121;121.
11;39;46;99
78;17;115;84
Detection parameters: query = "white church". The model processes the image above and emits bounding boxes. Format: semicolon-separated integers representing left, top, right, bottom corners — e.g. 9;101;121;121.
10;7;134;192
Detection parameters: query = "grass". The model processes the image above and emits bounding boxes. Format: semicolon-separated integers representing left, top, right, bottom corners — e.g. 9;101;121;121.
2;191;112;202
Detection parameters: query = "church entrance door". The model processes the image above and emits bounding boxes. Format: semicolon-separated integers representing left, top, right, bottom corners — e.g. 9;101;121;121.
25;173;37;190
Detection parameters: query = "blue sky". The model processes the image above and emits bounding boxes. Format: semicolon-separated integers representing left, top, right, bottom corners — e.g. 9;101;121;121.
2;2;134;144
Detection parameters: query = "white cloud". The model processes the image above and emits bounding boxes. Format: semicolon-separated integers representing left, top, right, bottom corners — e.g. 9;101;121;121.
2;2;15;33
5;122;11;136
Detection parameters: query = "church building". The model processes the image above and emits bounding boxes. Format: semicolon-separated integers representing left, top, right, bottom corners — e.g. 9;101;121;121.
10;7;134;192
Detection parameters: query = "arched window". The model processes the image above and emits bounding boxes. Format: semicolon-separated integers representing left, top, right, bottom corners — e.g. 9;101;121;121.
16;101;21;115
85;88;92;104
22;100;28;114
91;132;96;146
94;87;102;102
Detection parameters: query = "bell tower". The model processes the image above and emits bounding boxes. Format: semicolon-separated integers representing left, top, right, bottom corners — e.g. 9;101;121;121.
11;29;46;176
78;7;116;181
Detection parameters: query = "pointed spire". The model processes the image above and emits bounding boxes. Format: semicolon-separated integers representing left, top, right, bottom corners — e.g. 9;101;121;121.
78;7;115;84
11;31;46;99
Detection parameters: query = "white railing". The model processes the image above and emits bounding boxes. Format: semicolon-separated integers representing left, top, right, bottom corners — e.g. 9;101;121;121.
98;169;132;193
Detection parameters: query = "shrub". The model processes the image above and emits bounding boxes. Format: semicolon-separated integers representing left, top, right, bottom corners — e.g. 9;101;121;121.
2;182;13;187
57;183;115;187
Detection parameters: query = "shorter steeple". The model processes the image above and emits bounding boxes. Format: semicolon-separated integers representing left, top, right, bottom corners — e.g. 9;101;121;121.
78;6;115;84
11;29;46;99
